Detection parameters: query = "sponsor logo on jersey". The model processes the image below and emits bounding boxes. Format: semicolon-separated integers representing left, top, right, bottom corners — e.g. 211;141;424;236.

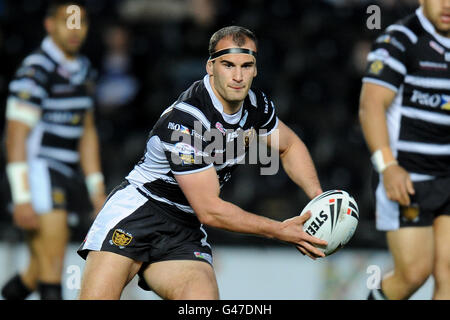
194;251;212;264
43;111;82;124
168;122;190;134
168;122;207;142
174;142;197;165
261;92;269;113
111;229;133;247
410;89;450;110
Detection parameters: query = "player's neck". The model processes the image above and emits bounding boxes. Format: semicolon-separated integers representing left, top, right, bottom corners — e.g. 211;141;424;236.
50;36;78;61
222;101;243;115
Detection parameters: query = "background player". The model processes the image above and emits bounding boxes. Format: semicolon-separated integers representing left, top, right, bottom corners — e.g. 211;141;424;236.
360;0;450;300
1;0;105;300
77;26;327;300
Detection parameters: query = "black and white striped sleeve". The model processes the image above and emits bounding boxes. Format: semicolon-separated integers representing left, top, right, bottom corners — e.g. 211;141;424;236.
362;26;414;92
8;53;52;108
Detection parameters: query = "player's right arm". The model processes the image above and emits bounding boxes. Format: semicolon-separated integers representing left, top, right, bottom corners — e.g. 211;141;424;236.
359;29;415;206
359;83;414;206
175;166;327;259
6;102;41;230
5;63;47;230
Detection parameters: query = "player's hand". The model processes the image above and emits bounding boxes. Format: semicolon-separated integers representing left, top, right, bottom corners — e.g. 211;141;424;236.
279;211;327;260
90;192;106;219
382;164;415;206
13;203;40;230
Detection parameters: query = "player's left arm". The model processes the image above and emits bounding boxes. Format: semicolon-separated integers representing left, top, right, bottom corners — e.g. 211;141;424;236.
79;110;106;215
264;120;322;199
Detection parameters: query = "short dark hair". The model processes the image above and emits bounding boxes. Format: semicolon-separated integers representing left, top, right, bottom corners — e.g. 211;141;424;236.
208;26;258;56
46;0;87;17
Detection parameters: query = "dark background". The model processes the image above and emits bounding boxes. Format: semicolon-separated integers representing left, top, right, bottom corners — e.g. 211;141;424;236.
0;0;419;248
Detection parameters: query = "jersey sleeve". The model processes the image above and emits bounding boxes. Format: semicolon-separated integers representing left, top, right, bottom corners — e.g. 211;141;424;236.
362;29;411;92
8;56;51;108
255;91;279;136
157;108;213;175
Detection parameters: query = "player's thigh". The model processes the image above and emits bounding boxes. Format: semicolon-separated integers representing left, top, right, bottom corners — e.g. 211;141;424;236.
142;260;219;300
387;227;434;280
79;251;143;300
433;215;450;279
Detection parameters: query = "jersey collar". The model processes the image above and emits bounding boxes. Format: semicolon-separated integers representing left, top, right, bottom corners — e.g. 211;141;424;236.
41;36;83;73
203;74;243;125
416;7;450;48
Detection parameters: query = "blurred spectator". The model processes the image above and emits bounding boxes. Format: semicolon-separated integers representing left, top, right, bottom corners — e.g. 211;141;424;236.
95;23;140;187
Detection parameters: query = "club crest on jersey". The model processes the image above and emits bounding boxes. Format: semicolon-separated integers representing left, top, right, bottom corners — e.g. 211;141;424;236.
111;229;133;247
243;127;256;148
369;60;384;75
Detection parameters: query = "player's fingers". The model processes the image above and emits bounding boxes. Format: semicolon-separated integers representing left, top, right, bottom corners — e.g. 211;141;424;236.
406;176;415;195
387;184;401;203
299;241;325;258
302;232;327;246
295;246;306;256
296;246;316;260
298;211;311;223
397;181;410;206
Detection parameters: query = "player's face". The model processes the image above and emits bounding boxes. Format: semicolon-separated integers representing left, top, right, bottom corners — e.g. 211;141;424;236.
207;37;258;112
421;0;450;36
45;5;89;58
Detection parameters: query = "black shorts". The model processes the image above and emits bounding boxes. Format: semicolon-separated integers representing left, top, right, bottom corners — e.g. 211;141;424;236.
28;158;91;215
373;173;450;230
77;181;213;291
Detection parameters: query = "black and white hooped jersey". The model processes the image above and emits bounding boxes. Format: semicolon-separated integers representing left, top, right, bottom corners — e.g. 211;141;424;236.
363;7;450;180
126;74;278;217
7;36;95;175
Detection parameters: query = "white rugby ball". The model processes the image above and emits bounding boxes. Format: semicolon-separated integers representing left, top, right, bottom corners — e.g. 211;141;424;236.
300;190;359;256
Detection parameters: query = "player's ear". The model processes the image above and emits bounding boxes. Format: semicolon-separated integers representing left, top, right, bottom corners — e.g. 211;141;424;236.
206;60;214;76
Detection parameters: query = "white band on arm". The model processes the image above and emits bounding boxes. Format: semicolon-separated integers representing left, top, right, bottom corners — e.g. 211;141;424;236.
6;162;32;205
85;172;104;196
371;147;398;173
6;97;41;128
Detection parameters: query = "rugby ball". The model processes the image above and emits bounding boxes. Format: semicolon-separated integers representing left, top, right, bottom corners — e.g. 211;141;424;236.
300;190;359;256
